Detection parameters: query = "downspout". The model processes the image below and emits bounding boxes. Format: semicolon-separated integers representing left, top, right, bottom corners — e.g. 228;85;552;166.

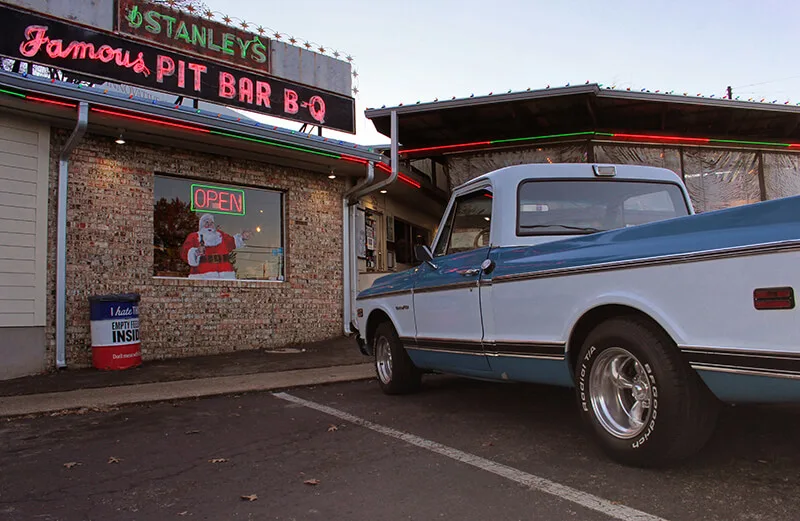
344;160;375;200
342;110;400;334
342;161;374;335
56;101;89;369
346;110;399;202
342;179;353;335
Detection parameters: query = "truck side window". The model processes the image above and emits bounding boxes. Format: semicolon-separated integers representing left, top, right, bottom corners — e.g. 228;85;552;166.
434;188;493;256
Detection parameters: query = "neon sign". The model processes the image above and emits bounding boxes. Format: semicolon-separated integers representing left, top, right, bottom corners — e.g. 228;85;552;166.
19;25;151;76
191;184;246;216
118;0;270;74
0;4;356;133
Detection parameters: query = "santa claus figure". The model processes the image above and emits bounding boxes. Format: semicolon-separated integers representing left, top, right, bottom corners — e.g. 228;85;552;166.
180;214;251;279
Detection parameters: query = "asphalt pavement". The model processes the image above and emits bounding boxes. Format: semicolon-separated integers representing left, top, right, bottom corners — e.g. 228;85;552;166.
2;375;800;521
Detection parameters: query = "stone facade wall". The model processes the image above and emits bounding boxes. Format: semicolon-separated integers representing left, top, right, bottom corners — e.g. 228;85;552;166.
47;130;345;367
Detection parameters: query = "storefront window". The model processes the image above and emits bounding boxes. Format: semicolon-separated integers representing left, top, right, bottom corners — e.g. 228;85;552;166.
153;175;284;280
390;217;430;266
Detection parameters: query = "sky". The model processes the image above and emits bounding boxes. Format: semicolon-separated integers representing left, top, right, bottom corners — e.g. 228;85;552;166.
201;0;800;146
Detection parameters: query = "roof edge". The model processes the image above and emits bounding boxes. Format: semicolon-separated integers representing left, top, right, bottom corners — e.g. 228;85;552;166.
364;84;600;119
366;82;800;121
0;70;383;160
599;88;800;115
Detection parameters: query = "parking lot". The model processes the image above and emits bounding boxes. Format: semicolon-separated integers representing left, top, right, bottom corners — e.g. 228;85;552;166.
2;374;799;520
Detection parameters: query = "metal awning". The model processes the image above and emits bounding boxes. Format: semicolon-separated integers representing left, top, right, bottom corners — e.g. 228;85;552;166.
365;84;800;150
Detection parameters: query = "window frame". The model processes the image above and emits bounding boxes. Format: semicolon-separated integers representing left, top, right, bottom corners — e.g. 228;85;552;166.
152;172;287;282
515;178;690;237
432;184;494;257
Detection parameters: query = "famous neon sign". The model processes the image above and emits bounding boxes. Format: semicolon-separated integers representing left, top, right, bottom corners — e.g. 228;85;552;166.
191;184;246;216
19;26;151;76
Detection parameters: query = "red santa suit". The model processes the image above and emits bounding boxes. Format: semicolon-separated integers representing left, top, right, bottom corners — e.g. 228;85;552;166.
180;214;246;279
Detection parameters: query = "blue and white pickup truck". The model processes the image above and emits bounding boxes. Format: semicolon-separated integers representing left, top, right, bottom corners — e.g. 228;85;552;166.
353;163;800;467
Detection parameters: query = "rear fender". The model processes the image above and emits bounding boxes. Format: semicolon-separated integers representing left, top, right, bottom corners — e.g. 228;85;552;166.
564;292;687;375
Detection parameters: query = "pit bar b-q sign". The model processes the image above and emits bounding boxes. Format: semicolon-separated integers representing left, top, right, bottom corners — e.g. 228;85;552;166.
0;4;356;133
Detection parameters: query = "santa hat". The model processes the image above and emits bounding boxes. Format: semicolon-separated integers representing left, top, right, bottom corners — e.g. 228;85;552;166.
199;213;215;230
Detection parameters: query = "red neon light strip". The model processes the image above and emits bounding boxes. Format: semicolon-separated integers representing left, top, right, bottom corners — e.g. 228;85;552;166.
399;140;492;155
398;174;421;188
610;133;710;144
91;108;210;133
340;154;368;164
27;96;76;108
373;162;421;188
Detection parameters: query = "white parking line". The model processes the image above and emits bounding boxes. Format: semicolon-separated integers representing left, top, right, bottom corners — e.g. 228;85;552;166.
273;392;669;521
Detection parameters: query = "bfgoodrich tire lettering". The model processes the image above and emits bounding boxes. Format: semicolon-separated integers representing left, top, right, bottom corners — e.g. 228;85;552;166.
374;321;422;395
576;316;719;467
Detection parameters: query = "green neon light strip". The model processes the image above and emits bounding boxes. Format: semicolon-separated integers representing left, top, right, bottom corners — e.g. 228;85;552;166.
709;138;791;147
0;88;376;163
402;130;800;156
0;88;25;98
209;130;341;159
491;131;597;144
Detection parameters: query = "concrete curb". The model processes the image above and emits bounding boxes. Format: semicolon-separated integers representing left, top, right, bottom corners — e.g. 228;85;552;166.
0;363;375;418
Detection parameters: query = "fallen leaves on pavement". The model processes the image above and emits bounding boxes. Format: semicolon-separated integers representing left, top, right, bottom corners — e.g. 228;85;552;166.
304;479;320;486
327;424;338;432
208;458;228;464
240;494;258;502
63;462;80;469
107;457;121;464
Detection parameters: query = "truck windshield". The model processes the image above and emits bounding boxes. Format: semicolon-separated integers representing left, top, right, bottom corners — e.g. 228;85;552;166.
517;179;690;236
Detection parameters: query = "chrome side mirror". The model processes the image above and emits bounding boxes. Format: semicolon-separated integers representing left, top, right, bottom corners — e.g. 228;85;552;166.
414;244;438;269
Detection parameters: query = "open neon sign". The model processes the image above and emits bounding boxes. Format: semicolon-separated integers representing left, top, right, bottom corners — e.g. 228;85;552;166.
191;184;246;216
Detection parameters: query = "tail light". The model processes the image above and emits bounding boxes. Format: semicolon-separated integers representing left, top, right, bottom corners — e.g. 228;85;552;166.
753;287;795;310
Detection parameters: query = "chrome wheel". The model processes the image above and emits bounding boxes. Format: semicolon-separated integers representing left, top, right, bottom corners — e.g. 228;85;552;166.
376;336;393;384
589;347;652;439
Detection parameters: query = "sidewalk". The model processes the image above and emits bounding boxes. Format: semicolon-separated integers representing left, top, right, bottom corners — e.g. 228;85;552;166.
0;335;375;418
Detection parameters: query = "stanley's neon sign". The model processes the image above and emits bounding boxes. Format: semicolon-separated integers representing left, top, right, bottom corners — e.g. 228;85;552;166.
118;0;270;74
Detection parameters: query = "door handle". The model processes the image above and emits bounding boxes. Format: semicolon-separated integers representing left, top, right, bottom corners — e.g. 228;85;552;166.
460;268;480;276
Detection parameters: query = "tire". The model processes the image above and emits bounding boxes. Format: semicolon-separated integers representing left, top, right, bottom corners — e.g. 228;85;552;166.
575;316;719;468
373;321;422;395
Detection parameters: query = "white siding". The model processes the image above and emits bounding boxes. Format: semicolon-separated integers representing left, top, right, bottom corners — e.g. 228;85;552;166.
0;116;49;327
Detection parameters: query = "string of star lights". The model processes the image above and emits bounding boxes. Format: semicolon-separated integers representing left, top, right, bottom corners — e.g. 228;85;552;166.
374;80;800;109
149;0;360;96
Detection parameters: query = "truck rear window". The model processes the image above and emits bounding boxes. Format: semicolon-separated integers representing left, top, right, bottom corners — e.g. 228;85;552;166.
517;180;690;235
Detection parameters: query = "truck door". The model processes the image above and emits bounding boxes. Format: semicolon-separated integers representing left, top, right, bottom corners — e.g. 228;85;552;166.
411;186;493;373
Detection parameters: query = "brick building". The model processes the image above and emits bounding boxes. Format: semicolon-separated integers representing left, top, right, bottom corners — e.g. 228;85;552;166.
0;70;448;380
0;2;447;379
